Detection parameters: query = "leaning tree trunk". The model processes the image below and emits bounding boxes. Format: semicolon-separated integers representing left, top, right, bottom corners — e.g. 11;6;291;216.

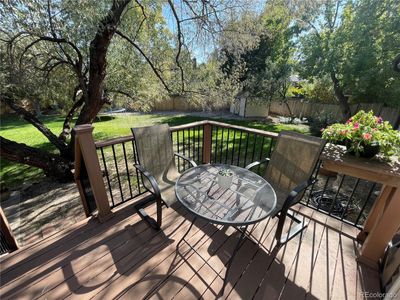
0;137;73;182
68;0;131;157
75;0;130;126
330;71;351;120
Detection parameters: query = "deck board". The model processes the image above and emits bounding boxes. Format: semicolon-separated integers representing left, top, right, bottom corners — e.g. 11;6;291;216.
0;198;381;300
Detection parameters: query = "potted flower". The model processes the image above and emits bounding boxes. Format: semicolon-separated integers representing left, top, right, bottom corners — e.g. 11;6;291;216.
217;168;234;189
321;110;400;158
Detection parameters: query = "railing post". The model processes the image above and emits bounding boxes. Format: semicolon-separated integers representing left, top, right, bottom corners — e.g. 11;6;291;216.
203;123;212;164
357;186;400;269
0;207;18;252
74;124;113;222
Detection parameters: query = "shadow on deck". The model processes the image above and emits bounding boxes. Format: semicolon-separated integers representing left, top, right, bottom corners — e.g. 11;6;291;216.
0;194;381;299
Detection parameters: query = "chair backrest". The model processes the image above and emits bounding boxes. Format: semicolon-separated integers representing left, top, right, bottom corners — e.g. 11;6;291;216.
132;124;176;182
264;131;326;197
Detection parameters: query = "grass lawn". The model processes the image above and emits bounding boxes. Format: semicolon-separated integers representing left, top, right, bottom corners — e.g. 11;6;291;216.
1;113;309;189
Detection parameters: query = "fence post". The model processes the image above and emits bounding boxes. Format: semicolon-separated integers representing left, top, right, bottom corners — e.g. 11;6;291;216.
203;122;212;164
0;207;18;252
74;124;113;222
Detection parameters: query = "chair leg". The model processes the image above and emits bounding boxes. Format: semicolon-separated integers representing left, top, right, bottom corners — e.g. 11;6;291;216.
135;196;162;230
156;197;163;228
275;212;308;246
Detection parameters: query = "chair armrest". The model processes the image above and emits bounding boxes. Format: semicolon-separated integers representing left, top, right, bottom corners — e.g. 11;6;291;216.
245;157;270;170
174;152;197;167
133;164;161;198
284;178;316;209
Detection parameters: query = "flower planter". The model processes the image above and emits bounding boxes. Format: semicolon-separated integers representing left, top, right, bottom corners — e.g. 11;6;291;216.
347;142;380;158
322;110;400;159
217;171;233;189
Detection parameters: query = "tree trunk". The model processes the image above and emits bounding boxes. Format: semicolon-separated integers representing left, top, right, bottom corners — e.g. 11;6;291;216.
59;96;84;142
75;0;130;126
330;71;351;120
0;136;73;182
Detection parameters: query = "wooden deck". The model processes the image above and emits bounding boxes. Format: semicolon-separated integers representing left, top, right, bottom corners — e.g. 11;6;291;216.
0;194;381;300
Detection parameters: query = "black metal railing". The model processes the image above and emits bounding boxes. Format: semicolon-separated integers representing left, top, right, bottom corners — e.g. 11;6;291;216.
304;168;380;228
0;231;12;255
96;136;144;208
94;120;379;227
210;125;275;172
172;124;204;172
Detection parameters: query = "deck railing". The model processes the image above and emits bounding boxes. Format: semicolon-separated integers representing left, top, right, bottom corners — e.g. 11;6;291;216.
76;120;380;228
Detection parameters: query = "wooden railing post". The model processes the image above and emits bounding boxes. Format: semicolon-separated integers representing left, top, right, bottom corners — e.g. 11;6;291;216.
0;207;18;252
74;124;112;222
203;123;212;164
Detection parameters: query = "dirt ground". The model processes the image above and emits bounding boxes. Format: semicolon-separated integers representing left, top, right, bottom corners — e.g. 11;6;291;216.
1;180;86;247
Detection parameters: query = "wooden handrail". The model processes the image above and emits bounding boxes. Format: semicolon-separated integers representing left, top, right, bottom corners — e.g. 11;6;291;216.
94;120;279;148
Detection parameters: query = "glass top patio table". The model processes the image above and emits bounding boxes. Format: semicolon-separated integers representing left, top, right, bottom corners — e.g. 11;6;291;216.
175;164;277;226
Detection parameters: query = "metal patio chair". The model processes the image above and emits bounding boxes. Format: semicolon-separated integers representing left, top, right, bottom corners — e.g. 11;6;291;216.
246;131;326;246
132;124;197;229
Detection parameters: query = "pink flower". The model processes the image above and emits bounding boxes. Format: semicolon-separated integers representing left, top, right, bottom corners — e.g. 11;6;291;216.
363;133;372;140
346;118;353;124
375;116;383;124
320;128;325;132
353;123;360;129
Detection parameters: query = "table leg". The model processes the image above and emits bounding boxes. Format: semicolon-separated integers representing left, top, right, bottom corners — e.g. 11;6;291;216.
219;225;248;296
177;216;197;249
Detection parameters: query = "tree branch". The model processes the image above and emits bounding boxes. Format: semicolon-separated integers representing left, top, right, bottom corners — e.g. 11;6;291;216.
0;95;68;153
115;30;172;93
167;0;185;93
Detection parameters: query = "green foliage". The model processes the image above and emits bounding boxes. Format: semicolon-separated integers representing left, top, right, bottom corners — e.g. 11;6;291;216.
219;0;295;101
322;110;400;157
298;0;400;107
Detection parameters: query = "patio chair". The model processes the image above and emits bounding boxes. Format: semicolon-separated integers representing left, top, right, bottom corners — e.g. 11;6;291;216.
132;124;197;229
246;131;326;246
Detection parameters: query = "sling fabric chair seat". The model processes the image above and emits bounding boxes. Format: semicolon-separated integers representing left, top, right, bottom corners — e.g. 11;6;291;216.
246;130;326;246
132;124;196;228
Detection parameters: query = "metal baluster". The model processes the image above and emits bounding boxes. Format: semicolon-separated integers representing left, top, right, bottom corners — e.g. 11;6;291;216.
251;133;257;165
225;128;230;164
316;176;331;211
243;132;250;167
340;178;360;220
192;126;196;164
177;131;181;172
237;131;243;166
198;126;201;163
100;147;115;207
268;138;274;158
132;139;142;194
220;127;224;163
112;144;124;203
257;136;265;174
214;126;218;163
354;182;377;226
306;160;322;205
183;129;186;171
122;142;133;199
230;130;237;165
327;175;345;216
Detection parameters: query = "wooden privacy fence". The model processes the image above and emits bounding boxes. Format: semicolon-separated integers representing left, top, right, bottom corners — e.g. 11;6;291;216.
235;98;400;127
73;120;400;268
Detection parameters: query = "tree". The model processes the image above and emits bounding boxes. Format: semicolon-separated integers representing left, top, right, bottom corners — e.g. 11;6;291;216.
219;0;295;102
296;0;352;119
297;0;400;119
0;0;244;181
